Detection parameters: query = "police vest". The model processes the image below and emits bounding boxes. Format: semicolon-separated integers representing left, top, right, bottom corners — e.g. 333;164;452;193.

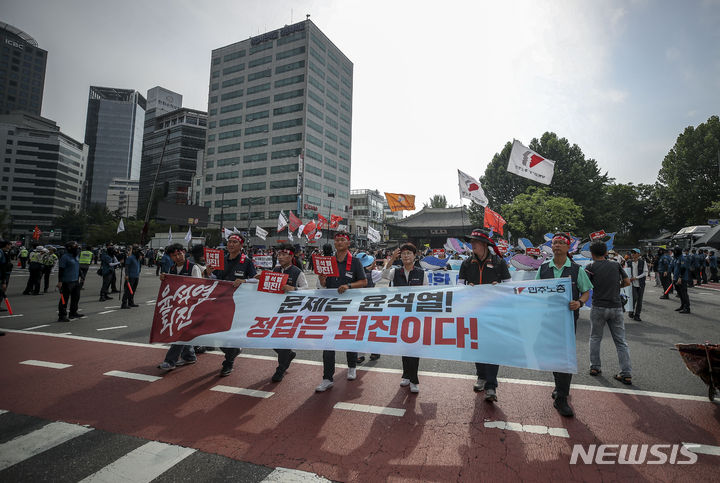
20;249;28;258
78;251;93;265
29;252;43;266
43;254;57;266
273;264;302;287
391;267;425;287
169;260;195;276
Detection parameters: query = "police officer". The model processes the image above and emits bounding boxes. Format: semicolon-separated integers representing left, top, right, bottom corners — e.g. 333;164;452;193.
536;233;593;417
211;234;257;377
688;248;698;287
657;248;673;299
381;243;427;393
78;245;93;288
121;245;141;309
57;241;83;322
315;231;367;392
458;228;511;402
99;246;121;301
42;246;58;293
19;246;28;269
709;251;718;283
269;244;308;382
673;246;691;314
23;246;44;295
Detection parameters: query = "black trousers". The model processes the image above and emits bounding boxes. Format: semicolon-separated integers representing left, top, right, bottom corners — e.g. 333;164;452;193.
42;266;52;292
660;272;673;294
475;363;499;389
553;313;578;398
122;277;138;305
322;350;357;381
274;349;294;372
221;347;241;367
25;266;42;294
402;356;420;384
711;267;718;283
676;281;690;310
58;281;80;317
100;273;113;297
631;285;644;316
79;266;89;287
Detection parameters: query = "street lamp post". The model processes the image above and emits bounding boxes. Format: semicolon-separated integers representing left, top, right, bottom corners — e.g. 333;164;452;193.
246;196;263;244
326;192;335;242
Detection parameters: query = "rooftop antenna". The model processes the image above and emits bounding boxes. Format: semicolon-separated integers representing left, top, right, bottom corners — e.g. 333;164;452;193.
306;14;311;20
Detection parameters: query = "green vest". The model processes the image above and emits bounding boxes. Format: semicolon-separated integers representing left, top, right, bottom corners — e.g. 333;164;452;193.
43;253;58;266
78;250;93;265
20;249;28;258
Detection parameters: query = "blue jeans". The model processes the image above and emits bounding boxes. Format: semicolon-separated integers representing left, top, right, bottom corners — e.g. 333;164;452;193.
589;307;632;376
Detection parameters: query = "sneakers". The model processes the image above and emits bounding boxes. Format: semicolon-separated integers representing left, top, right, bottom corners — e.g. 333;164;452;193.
369;353;381;361
553;396;574;417
158;361;175;371
400;378;411;387
484;388;497;402
57;316;70;322
315;379;334;392
69;313;84;319
271;368;286;382
347;367;357;380
473;378;486;392
175;358;196;366
219;364;233;377
410;383;420;393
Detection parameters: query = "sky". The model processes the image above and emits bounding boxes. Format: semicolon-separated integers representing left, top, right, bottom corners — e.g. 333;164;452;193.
4;0;720;214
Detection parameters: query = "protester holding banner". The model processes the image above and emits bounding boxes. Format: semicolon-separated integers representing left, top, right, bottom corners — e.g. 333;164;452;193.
382;243;427;393
458;228;511;402
210;234;257;376
536;233;593;417
158;243;205;370
315;231;367;392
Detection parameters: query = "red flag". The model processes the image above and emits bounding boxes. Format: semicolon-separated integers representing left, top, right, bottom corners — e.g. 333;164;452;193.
483;206;506;236
32;226;41;240
329;214;343;229
288;211;302;232
589;230;607;240
317;214;328;230
302;220;316;235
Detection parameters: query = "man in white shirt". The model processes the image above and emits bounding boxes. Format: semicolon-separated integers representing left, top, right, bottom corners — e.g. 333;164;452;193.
628;248;647;322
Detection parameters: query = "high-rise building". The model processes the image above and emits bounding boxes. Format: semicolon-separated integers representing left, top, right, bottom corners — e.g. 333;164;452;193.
202;19;353;241
350;189;386;247
0;22;47;116
0;113;87;239
106;178;139;218
138;86;206;219
83;86;146;207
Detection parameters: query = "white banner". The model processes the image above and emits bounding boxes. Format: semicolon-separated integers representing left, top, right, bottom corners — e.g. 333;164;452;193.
277;211;288;232
507;140;556;185
255;225;268;240
458;169;489;206
367;226;381;243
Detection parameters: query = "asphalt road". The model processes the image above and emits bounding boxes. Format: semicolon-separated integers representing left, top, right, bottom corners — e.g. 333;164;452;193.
2;263;718;398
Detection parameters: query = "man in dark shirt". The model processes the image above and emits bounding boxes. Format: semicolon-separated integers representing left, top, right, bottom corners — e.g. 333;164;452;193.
584;241;632;384
458;228;511;402
57;241;83;322
315;232;367;392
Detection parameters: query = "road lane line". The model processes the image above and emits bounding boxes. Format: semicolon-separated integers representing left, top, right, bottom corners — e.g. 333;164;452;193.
0;410;7;415
0;314;23;319
20;360;72;369
262;467;331;482
104;370;161;382
103;306;121;309
210;385;274;399
79;441;195;483
0;421;92;470
682;443;720;456
334;402;405;417
24;324;51;330
484;421;570;438
98;310;116;315
96;326;128;331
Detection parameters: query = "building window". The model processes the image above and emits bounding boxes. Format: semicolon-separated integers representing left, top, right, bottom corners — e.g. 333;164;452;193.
307;134;323;148
273;103;303;115
243;167;267;177
244;139;268;149
274;89;304;102
217;171;240;180
241;196;267;206
309;76;325;93
271;148;301;159
276;46;305;61
275;74;304;88
218;129;242;140
305;163;322;177
275;60;305;75
245;124;269;135
248;69;271;81
216;185;239;194
223;64;245;75
305;179;322;191
308;104;323;120
246;96;270;108
324;172;336;182
217;143;242;153
248;55;272;68
308;90;324;106
246;82;271;95
244;153;268;163
217;157;241;167
246;110;269;122
224;50;246;62
220;102;243;113
269;194;298;204
219;116;242;127
305;149;322;161
309;61;325;79
270;163;298;174
272;133;302;145
273;118;303;130
242;182;266;191
270;178;297;189
222;76;245;88
221;89;243;101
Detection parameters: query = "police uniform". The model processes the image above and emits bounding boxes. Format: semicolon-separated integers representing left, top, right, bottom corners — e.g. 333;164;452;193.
23;249;44;295
78;249;93;288
57;248;82;320
657;251;673;297
42;250;58;293
673;249;691;313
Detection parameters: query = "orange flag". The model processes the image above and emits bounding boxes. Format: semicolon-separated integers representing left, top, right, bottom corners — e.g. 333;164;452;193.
384;193;415;212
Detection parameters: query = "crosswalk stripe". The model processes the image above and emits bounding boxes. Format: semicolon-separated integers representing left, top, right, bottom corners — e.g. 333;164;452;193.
0;421;92;470
262;467;331;482
20;360;72;369
24;324;51;331
104;370;161;382
79;441;196;483
483;420;570;438
210;385;275;399
96;326;128;331
0;409;7;415
333;402;405;417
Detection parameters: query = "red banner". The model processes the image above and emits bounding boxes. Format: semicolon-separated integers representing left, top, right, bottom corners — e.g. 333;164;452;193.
432;249;445;256
150;276;237;343
312;255;339;276
257;271;289;294
204;248;224;271
329;214;343;229
589;230;607;240
303;220;317;235
525;247;541;256
289;211;302;232
32;226;41;240
483;207;506;236
317;214;328;230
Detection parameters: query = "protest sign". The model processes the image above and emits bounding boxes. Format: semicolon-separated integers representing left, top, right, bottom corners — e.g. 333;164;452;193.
204;248;224;271
312;255;339;277
258;271;289;294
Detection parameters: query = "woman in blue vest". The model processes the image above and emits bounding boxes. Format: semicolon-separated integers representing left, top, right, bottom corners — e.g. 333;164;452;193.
382;243;427;393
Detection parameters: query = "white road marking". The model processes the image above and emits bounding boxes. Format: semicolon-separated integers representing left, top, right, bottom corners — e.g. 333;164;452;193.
104;370;161;382
0;314;23;319
484;420;569;438
96;325;128;331
210;385;274;399
262;467;331;482
682;443;720;456
24;324;50;330
20;360;72;369
146;300;156;303
333;402;405;417
98;310;116;315
0;421;92;470
79;441;195;483
0;409;8;415
58;332;72;335
103;306;121;309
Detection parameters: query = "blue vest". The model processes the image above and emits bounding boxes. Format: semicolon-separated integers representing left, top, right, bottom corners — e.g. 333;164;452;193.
391;267;425;287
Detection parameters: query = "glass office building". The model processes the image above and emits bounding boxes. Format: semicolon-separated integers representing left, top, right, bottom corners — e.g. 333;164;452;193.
0;22;47;116
83;86;146;207
201;19;353;240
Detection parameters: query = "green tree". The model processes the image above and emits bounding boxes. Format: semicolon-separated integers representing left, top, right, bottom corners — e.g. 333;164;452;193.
707;200;720;218
424;194;448;208
657;115;720;228
500;187;583;241
602;183;667;245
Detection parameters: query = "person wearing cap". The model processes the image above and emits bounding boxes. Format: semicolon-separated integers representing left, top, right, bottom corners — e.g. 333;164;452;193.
627;248;647;322
672;246;691;314
41;246;58;293
57;241;84;322
315;231;367;392
210;234;257;377
23;246;45;295
382;243;427;393
458;228;511;403
266;244;308;382
657;248;673;299
536;232;593;417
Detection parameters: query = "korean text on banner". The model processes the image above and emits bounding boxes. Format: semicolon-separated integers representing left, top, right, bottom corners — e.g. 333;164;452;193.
258;271;289;294
253;255;274;269
507;140;556;185
204;248;224;271
149;276;578;373
312;255;339;277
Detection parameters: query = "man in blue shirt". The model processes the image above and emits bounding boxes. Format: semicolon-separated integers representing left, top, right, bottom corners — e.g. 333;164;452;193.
709;251;718;283
673;246;691;314
656;248;673;299
57;241;83;322
121;245;142;309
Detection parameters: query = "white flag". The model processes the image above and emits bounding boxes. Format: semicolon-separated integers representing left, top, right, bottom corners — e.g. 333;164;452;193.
288;231;294;242
223;227;233;239
277;211;288;232
184;227;192;243
255;225;268;240
313;231;322;240
117;219;125;234
458;169;489;207
506;140;556;185
297;224;305;238
367;226;381;243
168;227;173;244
